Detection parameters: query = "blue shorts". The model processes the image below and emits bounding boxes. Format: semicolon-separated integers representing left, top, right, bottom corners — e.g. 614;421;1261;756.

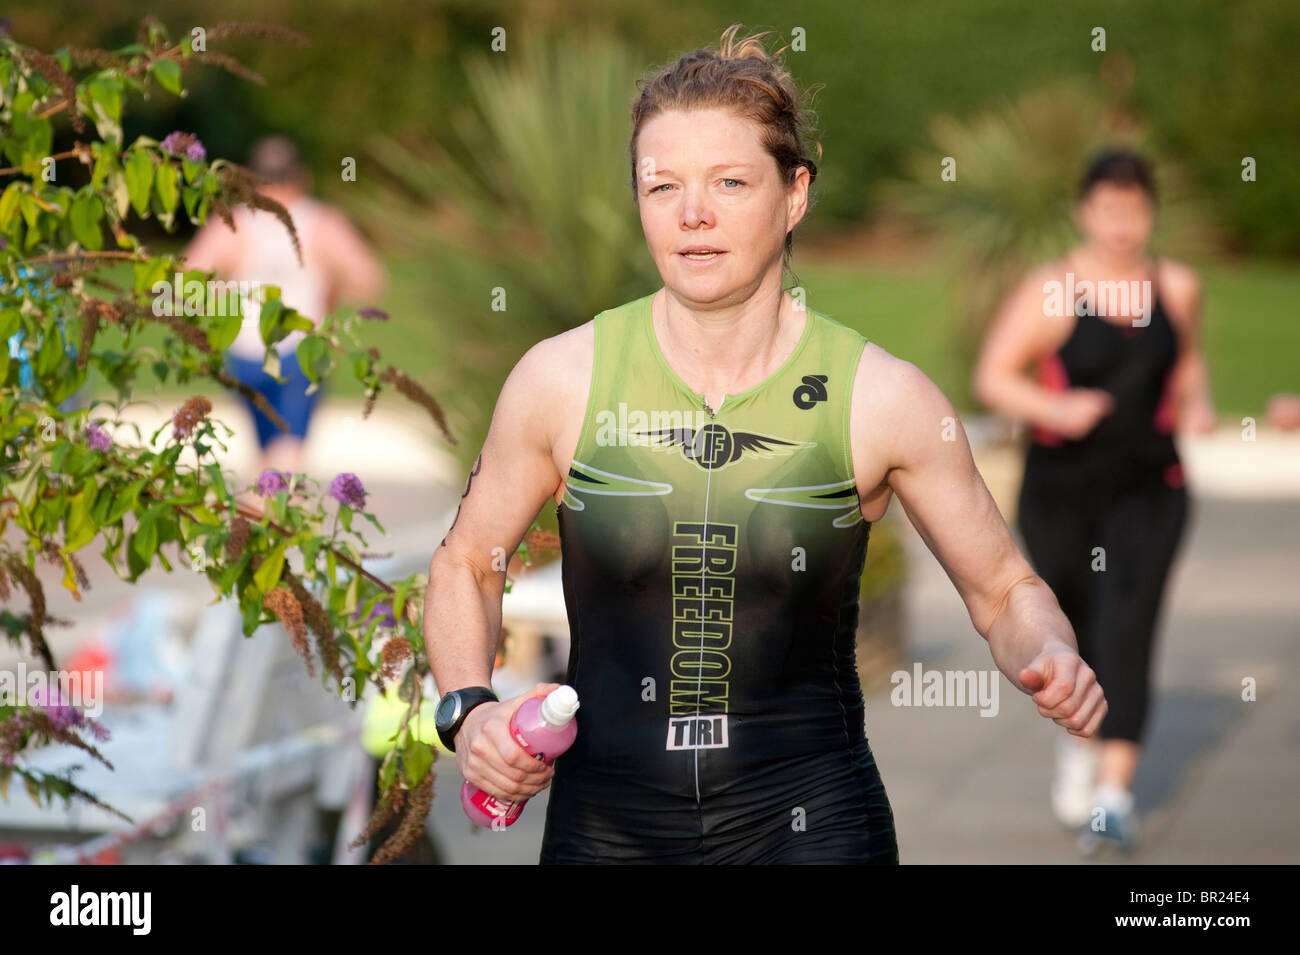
225;351;322;448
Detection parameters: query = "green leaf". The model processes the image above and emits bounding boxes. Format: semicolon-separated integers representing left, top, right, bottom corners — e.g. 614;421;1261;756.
203;463;229;502
108;169;130;221
124;148;155;217
181;184;201;220
90;142;119;189
295;335;330;384
402;736;434;787
189;504;220;525
270;489;289;526
343;571;360;615
258;297;287;346
241;594;264;635
350;350;373;381
83;75;124;137
0;183;22;231
253;540;287;594
152;58;183;96
206;310;242;352
0;308;20;339
64;491;97;552
281;311;314;333
133;257;170;295
106;478;148;523
130;519;158;565
155;160;179;216
33;320;64;376
91;483;114;523
19;193;40;230
9;461;43;511
379;751;398;791
60;554;81;596
69;194;105;251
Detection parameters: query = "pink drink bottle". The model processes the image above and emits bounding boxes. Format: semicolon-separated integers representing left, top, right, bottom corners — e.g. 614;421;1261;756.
460;685;580;828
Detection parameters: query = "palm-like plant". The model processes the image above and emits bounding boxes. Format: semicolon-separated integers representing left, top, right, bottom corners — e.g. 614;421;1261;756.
883;76;1218;355
349;27;662;467
358;29;656;339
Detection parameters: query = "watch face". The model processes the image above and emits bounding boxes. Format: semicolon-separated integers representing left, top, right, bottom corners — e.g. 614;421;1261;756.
435;693;459;729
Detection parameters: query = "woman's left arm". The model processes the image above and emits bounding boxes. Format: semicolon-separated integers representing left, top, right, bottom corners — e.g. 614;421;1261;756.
1162;261;1218;433
862;352;1108;737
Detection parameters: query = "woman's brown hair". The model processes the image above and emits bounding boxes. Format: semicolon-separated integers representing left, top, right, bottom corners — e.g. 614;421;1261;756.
628;24;824;278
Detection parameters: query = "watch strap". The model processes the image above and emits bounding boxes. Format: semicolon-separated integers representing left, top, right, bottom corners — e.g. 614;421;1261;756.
437;685;499;752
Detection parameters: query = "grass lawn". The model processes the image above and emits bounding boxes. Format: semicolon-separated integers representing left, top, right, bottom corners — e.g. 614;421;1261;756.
82;254;1297;427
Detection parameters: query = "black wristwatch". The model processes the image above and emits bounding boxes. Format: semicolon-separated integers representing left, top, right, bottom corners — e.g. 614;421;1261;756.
435;686;499;753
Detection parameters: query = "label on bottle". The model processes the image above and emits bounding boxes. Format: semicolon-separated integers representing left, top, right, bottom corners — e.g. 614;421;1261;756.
466;716;546;826
469;787;524;823
510;725;546;764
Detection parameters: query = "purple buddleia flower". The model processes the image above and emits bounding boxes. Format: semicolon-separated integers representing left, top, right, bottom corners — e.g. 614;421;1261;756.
160;131;205;161
89;721;111;743
85;423;112;452
31;684;85;732
47;704;80;731
328;473;366;509
354;601;396;630
256;469;288;497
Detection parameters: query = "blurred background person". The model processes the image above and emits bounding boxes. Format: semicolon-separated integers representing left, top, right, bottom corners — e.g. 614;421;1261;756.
972;148;1218;854
182;135;387;479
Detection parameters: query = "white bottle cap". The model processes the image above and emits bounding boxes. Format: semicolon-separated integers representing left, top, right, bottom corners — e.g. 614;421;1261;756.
540;685;580;727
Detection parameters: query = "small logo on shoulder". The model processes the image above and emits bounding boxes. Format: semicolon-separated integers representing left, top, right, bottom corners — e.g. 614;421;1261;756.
793;374;828;409
666;715;729;750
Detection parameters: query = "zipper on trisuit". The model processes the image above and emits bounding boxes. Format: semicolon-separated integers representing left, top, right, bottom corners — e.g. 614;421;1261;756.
692;392;723;804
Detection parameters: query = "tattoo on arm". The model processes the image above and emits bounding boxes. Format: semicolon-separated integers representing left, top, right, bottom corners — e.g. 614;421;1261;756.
440;452;482;547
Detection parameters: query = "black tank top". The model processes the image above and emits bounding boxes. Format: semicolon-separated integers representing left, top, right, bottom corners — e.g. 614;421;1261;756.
1024;257;1184;492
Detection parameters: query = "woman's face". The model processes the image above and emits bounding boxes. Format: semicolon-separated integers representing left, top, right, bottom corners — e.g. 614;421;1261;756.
635;107;807;306
1074;181;1155;260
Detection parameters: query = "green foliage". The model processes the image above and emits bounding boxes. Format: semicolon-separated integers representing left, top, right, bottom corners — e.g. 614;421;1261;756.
353;27;660;468
0;21;461;826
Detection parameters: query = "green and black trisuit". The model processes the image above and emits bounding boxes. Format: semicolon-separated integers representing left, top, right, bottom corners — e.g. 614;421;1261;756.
540;292;898;864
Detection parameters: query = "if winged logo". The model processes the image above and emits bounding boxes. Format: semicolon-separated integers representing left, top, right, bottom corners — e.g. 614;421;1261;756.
638;422;815;471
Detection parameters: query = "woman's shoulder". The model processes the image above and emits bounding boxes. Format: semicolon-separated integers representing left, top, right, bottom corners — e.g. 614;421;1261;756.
519;319;594;377
850;340;950;413
1024;256;1074;295
1155;257;1201;328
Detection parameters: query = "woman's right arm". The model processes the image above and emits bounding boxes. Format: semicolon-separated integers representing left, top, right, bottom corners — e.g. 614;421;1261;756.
971;267;1113;439
423;333;576;802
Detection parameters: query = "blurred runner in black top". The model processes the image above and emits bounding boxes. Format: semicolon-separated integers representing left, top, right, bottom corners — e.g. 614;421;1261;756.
973;148;1219;852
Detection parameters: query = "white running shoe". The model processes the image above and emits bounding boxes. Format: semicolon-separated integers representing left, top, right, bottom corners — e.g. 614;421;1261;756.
1050;735;1100;828
1077;782;1138;856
